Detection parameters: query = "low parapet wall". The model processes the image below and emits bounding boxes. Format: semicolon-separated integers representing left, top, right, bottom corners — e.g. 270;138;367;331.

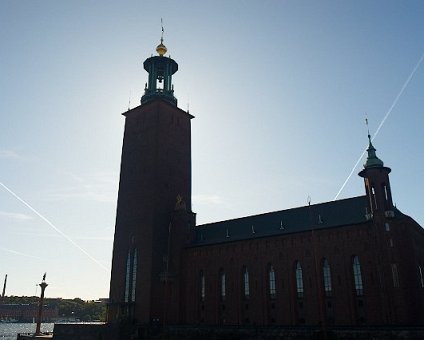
165;325;424;340
52;323;110;340
51;323;424;340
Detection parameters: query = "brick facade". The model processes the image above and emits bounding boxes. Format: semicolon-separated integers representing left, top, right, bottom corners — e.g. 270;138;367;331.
182;215;424;327
106;43;424;334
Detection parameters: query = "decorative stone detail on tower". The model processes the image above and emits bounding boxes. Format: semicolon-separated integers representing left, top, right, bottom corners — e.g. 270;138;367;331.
175;194;187;211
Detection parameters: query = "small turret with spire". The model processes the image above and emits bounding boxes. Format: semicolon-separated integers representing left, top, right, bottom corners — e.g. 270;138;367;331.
359;130;394;217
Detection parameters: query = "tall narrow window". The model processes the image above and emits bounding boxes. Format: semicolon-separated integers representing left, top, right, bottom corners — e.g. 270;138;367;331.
295;261;304;298
269;265;276;298
243;267;250;298
220;271;226;300
322;259;332;297
124;252;131;303
391;263;399;288
200;271;205;301
131;249;137;302
372;187;378;209
352;256;363;296
419;266;424;288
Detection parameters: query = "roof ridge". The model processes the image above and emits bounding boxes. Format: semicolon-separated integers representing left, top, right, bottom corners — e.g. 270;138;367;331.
197;195;367;228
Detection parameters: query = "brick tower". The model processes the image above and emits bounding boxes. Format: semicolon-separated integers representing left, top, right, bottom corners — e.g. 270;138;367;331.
107;36;195;327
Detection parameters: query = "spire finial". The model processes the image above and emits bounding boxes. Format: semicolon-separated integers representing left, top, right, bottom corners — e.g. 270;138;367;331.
363;117;384;168
365;116;370;140
365;115;374;148
156;18;167;56
365;114;374;149
161;18;164;44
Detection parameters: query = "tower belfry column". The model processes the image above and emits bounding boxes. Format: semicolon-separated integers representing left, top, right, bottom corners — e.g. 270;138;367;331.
35;273;48;335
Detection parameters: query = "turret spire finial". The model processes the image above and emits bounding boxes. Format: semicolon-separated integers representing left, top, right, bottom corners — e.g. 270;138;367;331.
365;116;370;140
161;18;164;44
156;18;167;56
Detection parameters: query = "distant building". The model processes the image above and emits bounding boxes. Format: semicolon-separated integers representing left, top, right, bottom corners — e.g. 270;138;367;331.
0;303;58;322
95;298;108;304
104;37;424;337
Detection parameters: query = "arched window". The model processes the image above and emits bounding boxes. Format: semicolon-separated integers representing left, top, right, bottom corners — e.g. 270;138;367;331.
322;259;332;297
419;266;424;288
295;261;304;298
243;267;250;298
352;256;363;296
124;249;138;303
220;270;226;300
269;265;276;298
391;263;399;287
131;249;137;302
371;187;378;209
200;270;205;301
124;252;131;303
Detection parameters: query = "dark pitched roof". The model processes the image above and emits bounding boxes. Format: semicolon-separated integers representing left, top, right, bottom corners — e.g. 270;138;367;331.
192;196;371;246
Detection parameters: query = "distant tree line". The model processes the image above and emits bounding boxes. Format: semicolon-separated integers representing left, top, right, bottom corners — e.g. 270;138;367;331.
1;296;106;322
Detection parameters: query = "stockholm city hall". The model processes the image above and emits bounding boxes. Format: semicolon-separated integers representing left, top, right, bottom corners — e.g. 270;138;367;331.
97;36;424;339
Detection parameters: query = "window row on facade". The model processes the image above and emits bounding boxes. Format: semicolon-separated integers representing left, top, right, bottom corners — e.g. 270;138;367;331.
199;256;364;302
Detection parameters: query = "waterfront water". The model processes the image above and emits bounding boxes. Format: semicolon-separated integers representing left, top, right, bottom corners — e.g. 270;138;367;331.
0;323;54;340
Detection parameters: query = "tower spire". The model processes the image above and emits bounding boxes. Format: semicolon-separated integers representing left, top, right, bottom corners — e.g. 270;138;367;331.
363;120;384;169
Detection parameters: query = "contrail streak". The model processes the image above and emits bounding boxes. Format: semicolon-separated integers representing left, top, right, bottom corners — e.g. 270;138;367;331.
0;182;108;271
0;246;44;260
334;50;424;200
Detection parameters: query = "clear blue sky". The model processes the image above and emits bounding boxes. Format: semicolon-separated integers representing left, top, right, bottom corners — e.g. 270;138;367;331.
1;1;423;300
